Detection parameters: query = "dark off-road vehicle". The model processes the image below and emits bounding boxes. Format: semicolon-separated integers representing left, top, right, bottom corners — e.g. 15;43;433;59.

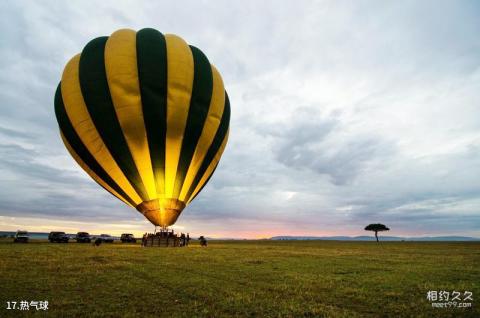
99;234;114;243
120;233;136;243
14;231;29;243
48;231;69;243
76;232;91;243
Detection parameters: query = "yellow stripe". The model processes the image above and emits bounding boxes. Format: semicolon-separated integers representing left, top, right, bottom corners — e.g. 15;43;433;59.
61;132;133;207
164;34;194;198
186;130;229;204
179;65;225;201
61;54;142;204
104;29;157;201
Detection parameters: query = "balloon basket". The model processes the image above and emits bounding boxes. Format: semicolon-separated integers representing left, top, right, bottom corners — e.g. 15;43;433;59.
141;229;189;248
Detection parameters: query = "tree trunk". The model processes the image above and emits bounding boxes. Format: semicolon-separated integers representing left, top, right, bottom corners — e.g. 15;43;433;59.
375;231;378;242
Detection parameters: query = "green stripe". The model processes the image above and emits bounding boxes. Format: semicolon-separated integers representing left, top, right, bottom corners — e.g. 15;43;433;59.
185;92;230;201
78;37;149;200
172;46;213;198
136;28;168;195
54;84;137;206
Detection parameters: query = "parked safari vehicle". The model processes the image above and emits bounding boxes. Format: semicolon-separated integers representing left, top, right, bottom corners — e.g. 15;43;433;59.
48;231;69;243
14;230;29;243
120;233;136;243
99;234;114;243
76;232;91;243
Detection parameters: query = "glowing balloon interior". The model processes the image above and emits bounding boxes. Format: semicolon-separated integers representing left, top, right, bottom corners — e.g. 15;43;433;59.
54;28;230;227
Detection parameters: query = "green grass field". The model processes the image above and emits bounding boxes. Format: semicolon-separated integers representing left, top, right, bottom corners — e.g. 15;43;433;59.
0;239;478;317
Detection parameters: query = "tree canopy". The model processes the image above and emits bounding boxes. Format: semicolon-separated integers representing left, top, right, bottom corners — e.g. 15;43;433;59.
364;223;390;242
365;224;390;232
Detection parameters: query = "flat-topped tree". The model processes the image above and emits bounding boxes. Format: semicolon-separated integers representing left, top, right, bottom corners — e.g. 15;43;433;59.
365;224;390;242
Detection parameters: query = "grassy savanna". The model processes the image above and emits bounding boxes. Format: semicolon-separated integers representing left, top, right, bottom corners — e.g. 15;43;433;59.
0;240;478;317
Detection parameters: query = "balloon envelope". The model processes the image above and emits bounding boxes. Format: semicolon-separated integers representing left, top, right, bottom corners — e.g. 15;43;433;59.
54;28;230;227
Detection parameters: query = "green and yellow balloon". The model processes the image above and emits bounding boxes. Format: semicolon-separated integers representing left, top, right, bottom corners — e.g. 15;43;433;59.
54;28;230;227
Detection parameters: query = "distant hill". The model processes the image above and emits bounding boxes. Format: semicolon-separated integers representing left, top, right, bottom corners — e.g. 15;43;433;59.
270;235;480;241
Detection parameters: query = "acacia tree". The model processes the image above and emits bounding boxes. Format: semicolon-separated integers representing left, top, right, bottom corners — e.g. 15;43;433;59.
365;223;390;242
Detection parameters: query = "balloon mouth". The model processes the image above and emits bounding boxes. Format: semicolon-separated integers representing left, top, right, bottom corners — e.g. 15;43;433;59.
136;198;186;227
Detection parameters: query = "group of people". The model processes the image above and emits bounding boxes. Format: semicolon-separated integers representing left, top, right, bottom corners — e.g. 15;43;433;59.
141;229;209;247
141;229;190;247
198;235;208;247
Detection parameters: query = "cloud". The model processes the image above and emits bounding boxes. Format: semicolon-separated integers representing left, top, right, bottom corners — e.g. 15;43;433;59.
260;108;395;185
0;0;479;237
0;143;137;221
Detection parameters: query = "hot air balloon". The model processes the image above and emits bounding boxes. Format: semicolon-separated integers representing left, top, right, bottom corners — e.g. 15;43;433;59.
54;28;230;228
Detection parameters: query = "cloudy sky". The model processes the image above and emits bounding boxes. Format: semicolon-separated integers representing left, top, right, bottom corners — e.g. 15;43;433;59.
0;1;479;238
